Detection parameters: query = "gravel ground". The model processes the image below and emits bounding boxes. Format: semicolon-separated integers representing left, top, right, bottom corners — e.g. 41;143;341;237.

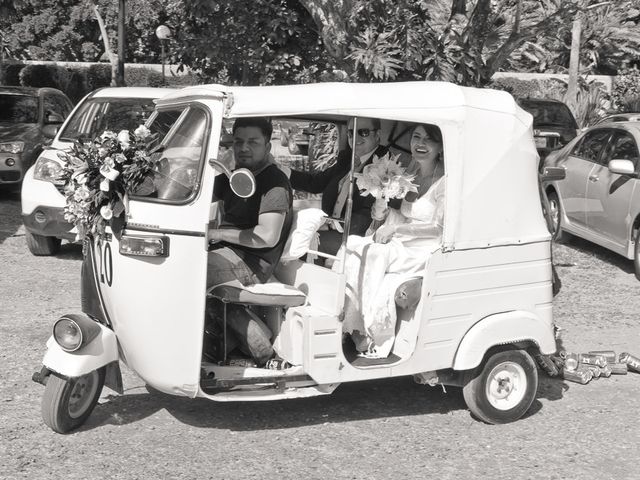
2;187;640;480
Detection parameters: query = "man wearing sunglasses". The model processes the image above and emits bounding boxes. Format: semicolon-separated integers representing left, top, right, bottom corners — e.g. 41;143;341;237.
281;117;388;255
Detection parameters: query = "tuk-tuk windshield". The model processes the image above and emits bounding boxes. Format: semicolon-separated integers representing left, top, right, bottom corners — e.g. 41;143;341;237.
134;106;208;202
58;97;156;142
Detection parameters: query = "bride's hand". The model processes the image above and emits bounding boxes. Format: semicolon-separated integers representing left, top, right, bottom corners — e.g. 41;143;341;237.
374;224;395;244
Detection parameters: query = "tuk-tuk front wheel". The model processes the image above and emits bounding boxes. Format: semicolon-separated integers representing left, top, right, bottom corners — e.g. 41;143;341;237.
462;348;538;424
42;368;105;433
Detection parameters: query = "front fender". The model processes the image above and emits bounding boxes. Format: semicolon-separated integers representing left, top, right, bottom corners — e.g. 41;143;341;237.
43;321;119;378
452;310;556;371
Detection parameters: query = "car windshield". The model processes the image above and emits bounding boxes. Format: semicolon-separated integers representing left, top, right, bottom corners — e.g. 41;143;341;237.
0;94;38;123
58;97;156;142
521;101;577;128
132;106;207;202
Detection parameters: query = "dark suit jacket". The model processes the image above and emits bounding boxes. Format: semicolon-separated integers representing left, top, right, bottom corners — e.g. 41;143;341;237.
290;145;392;235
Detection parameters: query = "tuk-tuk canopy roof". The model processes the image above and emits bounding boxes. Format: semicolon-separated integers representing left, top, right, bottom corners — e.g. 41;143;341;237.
159;81;519;121
159;82;549;250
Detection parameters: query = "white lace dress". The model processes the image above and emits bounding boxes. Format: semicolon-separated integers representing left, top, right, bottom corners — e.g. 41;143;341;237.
337;176;445;358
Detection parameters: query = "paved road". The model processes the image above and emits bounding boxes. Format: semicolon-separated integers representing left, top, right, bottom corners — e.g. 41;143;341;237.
1;188;640;480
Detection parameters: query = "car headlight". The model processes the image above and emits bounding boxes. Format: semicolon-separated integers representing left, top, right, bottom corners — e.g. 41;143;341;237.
0;141;24;153
33;156;65;185
53;314;101;352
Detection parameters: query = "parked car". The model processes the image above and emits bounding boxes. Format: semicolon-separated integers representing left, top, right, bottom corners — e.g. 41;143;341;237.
517;98;579;163
0;86;73;189
595;112;640;125
21;87;177;255
542;121;640;278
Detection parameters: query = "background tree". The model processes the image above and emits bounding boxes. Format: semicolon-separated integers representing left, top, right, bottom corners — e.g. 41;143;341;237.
300;0;587;86
508;0;640;75
168;0;332;85
1;0;168;65
171;0;593;87
0;0;24;84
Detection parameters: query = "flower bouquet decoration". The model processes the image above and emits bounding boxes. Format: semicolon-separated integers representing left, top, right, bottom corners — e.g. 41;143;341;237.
58;125;160;241
356;152;418;221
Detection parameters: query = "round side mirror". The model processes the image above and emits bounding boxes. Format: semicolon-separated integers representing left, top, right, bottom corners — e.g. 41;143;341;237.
229;168;256;198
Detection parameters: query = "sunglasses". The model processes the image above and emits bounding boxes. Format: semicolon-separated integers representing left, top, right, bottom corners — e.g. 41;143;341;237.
348;128;378;138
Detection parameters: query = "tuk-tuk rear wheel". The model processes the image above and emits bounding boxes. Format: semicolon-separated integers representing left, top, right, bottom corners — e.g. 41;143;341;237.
462;348;538;424
42;368;105;434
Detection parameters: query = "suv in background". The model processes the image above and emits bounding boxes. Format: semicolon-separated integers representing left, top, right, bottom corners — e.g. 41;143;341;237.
21;87;177;255
595;112;640;125
0;86;73;189
518;98;579;163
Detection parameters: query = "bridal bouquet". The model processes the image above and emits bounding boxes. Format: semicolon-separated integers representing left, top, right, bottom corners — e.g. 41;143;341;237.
58;125;160;241
356;152;418;220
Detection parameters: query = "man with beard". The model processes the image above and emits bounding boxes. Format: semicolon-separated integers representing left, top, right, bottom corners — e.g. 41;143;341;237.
207;117;293;365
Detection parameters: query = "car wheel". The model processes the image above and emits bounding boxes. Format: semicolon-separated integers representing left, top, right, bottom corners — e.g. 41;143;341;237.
42;368;105;433
25;231;61;256
546;191;566;243
634;229;640;281
462;347;538;424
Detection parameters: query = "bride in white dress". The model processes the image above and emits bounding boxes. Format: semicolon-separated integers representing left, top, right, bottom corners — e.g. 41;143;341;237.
336;124;445;358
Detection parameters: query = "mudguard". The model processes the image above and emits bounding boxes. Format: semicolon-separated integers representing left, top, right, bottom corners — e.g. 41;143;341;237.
43;321;120;381
452;310;556;371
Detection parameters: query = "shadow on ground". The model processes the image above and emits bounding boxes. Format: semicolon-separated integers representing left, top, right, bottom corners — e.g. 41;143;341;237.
557;236;634;275
85;372;567;433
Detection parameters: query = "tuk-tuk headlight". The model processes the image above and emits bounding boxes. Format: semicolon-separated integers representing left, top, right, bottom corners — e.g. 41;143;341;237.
53;318;83;352
53;314;101;352
120;234;169;257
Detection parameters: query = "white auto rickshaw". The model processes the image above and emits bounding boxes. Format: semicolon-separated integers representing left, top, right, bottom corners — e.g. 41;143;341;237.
33;81;560;432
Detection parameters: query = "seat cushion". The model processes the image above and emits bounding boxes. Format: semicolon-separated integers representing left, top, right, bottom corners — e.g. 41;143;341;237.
280;208;327;262
208;282;307;308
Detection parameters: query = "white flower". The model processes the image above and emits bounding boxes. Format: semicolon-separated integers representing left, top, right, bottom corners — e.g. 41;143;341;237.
100;178;110;192
98;147;109;158
134;124;151;139
117;130;131;149
114;153;127;163
74;185;91;201
100;205;113;220
100;163;120;181
356;153;417;200
100;131;117;141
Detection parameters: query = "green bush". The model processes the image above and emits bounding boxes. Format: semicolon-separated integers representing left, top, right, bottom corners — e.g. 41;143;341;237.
87;64;113;90
488;76;567;101
19;64;58;88
12;62;196;100
165;72;200;86
56;67;88;103
574;81;610;128
620;95;640;112
18;63;88;102
4;63;24;85
612;69;640;111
